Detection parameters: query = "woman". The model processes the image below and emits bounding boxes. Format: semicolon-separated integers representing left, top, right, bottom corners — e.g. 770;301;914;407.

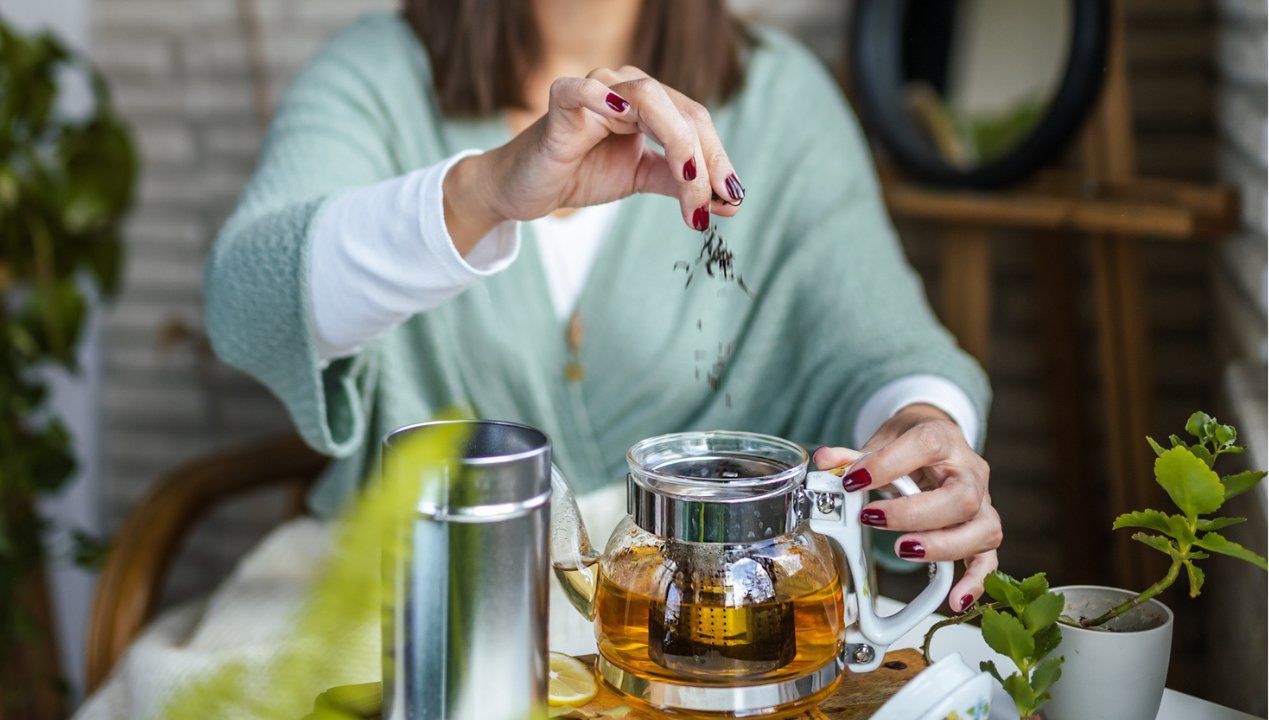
207;0;997;644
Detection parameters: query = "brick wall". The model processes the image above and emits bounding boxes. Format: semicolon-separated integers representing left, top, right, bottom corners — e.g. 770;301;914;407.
1205;0;1267;714
92;0;393;604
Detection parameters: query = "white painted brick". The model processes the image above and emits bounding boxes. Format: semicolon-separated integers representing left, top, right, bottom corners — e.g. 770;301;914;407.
125;211;207;254
184;78;257;118
122;253;205;295
203;122;264;162
111;81;188;118
134;120;197;167
103;380;206;420
137;170;203;208
93;36;176;79
92;0;194;34
288;0;394;26
1219;145;1268;234
1217;21;1268;86
1217;85;1267;168
1219;0;1268;22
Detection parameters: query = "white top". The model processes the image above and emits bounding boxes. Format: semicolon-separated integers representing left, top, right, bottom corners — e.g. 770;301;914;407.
529;203;621;320
306;150;980;448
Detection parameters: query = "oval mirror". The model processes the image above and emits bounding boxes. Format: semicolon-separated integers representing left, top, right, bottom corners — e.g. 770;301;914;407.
850;0;1109;189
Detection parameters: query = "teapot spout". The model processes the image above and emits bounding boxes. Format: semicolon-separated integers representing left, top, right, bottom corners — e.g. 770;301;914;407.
549;466;599;619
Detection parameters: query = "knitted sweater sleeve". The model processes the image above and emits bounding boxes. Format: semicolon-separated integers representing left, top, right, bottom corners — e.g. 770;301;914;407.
204;20;402;456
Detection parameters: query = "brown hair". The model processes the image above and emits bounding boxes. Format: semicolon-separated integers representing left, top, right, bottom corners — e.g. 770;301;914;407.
403;0;748;117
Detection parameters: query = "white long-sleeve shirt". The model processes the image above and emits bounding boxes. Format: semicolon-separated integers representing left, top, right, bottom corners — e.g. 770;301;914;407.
307;151;979;448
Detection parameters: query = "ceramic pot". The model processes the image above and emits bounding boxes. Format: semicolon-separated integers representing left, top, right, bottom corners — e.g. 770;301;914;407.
1045;585;1173;720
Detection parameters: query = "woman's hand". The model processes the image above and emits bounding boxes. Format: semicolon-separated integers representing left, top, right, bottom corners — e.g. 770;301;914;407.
812;404;1001;613
443;66;745;252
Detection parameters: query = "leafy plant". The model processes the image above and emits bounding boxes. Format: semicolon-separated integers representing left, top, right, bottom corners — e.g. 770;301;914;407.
1081;411;1267;627
923;572;1064;719
0;17;135;710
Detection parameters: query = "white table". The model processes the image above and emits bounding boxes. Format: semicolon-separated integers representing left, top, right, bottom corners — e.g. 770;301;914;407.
880;598;1261;720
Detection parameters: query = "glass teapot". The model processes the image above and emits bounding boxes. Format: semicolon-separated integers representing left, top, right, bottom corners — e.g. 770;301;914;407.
550;431;952;716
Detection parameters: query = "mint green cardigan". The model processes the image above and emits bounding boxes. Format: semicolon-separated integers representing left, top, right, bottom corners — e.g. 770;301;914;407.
205;13;990;516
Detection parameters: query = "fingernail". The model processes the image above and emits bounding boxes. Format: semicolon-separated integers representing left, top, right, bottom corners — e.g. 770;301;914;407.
725;173;745;202
683;158;697;181
692;205;709;231
842;467;871;492
959;594;975;613
898;540;925;559
860;508;887;527
605;92;629;112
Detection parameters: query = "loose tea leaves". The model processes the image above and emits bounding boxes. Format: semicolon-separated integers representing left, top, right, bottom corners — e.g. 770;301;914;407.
674;223;752;296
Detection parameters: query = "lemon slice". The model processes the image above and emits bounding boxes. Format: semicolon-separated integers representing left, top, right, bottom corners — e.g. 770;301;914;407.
548;652;598;707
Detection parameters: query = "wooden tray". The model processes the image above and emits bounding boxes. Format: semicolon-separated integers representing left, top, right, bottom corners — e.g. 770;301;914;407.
565;649;926;719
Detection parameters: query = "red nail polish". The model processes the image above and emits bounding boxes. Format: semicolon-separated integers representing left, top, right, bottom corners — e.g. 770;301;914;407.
860;508;887;527
725;173;745;201
683;158;697;181
605;92;629;112
898;540;925;559
959;594;975;613
842;467;871;492
692;205;709;231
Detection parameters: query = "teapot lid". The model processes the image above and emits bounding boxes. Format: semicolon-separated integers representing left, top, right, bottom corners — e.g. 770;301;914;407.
626;431;808;543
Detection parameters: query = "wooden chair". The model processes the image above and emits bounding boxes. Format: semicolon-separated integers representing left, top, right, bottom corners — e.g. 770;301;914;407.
84;433;328;693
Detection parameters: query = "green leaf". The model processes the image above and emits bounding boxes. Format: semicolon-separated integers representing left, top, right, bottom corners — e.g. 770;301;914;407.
1214;424;1236;447
981;608;1035;666
1146;436;1166;457
1185;412;1212;439
1221;471;1266;501
1196;517;1246;531
1031;656;1063;695
1003;673;1038;715
1033;624;1062;660
1132;532;1177;557
1113;509;1178;537
1194;533;1269;571
1154;447;1225;518
1190;444;1214;467
1169;434;1187;449
980;660;1005;686
1017;572;1049;602
984;572;1025;613
1184;560;1205;597
1021;592;1063;634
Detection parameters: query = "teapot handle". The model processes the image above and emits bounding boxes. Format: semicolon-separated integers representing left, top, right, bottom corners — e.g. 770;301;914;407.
805;470;953;672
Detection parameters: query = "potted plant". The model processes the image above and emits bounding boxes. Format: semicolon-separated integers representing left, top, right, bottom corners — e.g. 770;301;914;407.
0;18;135;717
925;412;1266;720
1045;412;1266;719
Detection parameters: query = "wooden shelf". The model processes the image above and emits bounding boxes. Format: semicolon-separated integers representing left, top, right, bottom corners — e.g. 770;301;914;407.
882;173;1239;240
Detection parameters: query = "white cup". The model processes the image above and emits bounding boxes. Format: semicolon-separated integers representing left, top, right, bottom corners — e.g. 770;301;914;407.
871;653;994;720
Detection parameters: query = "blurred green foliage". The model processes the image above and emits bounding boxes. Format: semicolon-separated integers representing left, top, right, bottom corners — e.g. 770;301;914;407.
0;16;136;706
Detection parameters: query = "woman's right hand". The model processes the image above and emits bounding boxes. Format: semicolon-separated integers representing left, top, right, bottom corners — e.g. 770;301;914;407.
443;66;745;253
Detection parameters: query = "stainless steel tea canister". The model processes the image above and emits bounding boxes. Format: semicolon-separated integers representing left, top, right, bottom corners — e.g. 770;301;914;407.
383;420;553;720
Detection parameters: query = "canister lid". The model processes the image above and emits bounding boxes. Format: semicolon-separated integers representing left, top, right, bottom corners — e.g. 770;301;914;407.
384;419;553;523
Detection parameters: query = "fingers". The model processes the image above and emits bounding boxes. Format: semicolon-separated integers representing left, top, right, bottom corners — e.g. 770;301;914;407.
545;77;638;157
950;550;999;612
812;446;864;471
882;500;1002;560
588;65;729;230
661;85;744;217
860;475;985;532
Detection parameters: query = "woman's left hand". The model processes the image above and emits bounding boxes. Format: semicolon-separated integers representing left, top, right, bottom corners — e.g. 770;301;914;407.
813;403;1001;614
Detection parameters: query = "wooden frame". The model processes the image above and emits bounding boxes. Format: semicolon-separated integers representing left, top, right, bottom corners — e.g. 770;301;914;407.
877;0;1238;587
84;434;327;693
